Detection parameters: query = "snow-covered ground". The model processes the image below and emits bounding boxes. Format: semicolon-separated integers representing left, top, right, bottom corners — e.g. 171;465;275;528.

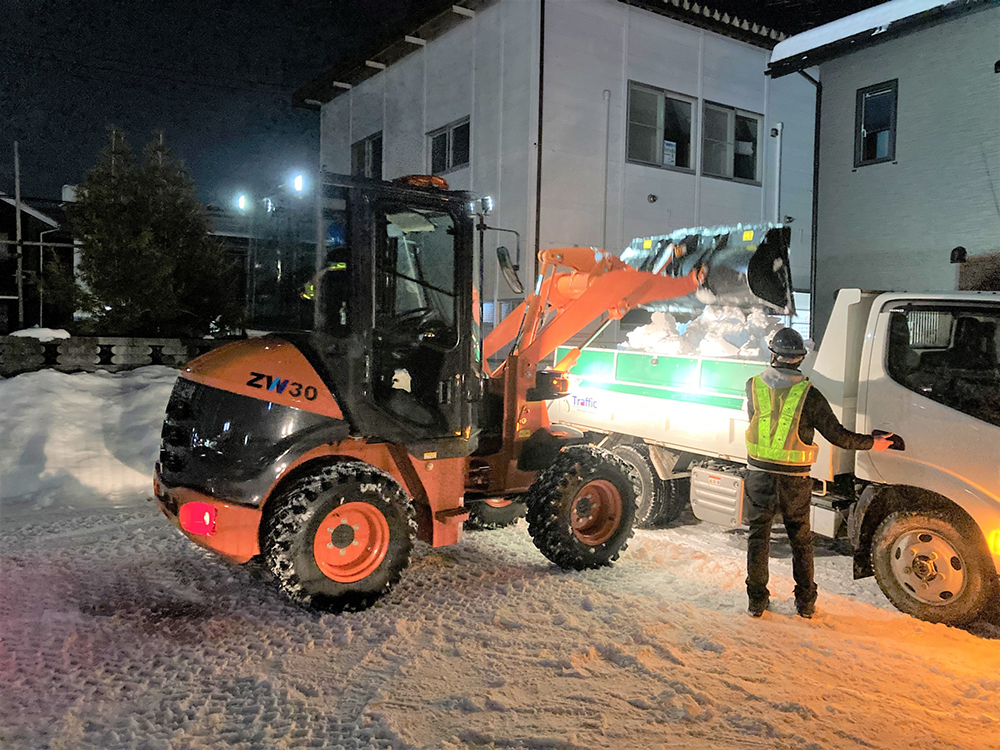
2;368;1000;749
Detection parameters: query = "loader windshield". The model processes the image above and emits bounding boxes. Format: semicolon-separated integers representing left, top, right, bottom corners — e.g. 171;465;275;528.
382;208;457;339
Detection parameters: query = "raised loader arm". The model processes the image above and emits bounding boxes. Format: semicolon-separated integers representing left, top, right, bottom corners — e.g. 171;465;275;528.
483;246;703;376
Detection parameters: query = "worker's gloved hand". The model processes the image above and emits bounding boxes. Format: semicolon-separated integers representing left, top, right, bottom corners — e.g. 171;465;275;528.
871;433;895;452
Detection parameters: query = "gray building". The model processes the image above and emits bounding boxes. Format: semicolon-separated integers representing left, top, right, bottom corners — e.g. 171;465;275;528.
296;0;818;331
769;0;1000;339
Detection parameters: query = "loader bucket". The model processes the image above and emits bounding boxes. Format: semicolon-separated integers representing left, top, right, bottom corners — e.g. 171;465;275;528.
620;224;794;314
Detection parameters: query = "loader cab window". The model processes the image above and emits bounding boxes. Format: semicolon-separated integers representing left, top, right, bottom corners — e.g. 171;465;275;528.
886;305;1000;427
374;204;460;427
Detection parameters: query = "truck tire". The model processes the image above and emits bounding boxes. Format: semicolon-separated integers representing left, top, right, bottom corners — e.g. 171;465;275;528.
525;445;637;570
660;476;690;525
611;443;668;529
871;510;995;626
262;462;416;612
465;498;527;530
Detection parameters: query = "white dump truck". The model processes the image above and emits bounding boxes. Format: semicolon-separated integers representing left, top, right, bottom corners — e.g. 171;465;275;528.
549;288;1000;625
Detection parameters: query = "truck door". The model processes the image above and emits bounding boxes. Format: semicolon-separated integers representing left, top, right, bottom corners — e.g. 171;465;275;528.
371;198;472;442
859;300;1000;493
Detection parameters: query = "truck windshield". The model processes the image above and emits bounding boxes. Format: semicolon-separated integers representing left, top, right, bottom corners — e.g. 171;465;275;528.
886;305;1000;427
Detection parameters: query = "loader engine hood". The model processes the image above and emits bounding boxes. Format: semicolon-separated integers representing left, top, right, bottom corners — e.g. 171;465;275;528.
621;223;794;314
159;336;351;507
181;337;344;420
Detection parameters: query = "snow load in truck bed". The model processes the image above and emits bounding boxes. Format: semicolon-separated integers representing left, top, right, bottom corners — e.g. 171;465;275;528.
624;305;786;361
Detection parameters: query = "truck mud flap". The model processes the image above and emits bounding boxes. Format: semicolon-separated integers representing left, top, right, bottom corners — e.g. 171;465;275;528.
690;466;745;529
621;224;793;314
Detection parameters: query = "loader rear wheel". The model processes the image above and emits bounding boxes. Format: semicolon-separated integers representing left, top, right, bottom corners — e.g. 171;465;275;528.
465;497;527;530
611;443;668;529
525;445;637;570
262;462;415;612
871;510;994;626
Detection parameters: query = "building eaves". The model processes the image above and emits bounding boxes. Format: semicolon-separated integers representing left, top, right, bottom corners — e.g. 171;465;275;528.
768;0;994;77
0;195;60;228
293;0;496;110
618;0;790;48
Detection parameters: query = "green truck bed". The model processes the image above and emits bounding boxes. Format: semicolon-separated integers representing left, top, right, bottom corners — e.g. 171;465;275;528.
555;346;765;411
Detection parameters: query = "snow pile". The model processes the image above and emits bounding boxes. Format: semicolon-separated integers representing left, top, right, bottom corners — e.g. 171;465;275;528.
8;327;71;341
0;366;177;517
625;306;784;360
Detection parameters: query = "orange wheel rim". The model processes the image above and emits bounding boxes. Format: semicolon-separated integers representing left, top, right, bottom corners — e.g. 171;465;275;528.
570;479;622;545
485;497;513;508
313;502;391;583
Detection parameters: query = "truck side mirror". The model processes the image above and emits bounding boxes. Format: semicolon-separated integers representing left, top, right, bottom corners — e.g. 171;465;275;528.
497;246;524;295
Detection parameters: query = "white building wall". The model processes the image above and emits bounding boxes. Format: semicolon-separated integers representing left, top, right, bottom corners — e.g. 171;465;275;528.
539;0;815;294
317;0;815;313
318;0;539;305
813;6;1000;339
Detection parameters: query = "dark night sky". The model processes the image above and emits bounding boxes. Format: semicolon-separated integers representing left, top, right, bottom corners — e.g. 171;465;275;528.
1;0;885;208
0;0;431;207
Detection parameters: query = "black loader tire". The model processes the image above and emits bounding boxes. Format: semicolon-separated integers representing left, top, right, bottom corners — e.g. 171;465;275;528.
611;443;668;529
660;476;690;525
465;498;527;530
871;510;995;626
262;462;416;613
525;445;637;570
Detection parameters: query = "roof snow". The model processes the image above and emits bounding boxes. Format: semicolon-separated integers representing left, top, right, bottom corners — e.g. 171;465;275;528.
770;0;971;72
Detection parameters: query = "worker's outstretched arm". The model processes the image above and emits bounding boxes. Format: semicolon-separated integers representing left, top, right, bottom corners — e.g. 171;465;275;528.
805;390;875;451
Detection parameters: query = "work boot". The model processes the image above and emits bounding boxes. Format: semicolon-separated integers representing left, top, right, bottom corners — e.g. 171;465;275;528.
796;601;815;619
748;598;769;618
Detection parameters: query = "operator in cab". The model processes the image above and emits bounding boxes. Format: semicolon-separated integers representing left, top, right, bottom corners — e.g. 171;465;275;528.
744;328;894;619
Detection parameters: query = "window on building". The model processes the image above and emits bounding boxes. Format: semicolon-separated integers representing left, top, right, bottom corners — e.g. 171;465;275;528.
626;82;694;170
855;80;897;166
351;132;383;180
885;304;1000;428
428;118;471;174
702;103;761;182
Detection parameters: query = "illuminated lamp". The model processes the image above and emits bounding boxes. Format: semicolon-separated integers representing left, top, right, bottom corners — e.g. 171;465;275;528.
988;529;1000;556
393;174;450;190
178;502;218;537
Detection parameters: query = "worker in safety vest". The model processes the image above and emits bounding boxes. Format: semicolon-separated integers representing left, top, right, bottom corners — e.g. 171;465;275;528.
744;327;894;619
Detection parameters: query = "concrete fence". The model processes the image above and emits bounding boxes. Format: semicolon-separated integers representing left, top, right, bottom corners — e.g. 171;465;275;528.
0;336;237;377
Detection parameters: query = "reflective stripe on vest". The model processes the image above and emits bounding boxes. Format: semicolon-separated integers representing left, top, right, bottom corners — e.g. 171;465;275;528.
745;377;819;466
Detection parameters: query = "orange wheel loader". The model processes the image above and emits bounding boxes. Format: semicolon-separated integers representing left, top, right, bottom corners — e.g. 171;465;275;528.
153;173;792;611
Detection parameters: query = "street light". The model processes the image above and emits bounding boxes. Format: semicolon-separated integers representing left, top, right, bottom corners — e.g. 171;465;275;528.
293;174;304;193
236;193;250;212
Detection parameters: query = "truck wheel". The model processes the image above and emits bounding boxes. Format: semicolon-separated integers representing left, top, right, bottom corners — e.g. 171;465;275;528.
611;443;667;529
465;498;527;530
525;445;637;570
871;510;995;626
262;462;415;612
659;477;690;525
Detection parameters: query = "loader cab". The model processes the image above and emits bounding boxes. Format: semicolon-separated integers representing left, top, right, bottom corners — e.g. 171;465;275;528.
257;174;482;456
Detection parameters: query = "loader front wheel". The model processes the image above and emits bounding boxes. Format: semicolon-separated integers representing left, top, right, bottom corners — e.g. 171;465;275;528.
262;462;415;612
525;446;637;570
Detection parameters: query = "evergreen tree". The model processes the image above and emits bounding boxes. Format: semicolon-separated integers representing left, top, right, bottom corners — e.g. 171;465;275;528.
68;128;242;337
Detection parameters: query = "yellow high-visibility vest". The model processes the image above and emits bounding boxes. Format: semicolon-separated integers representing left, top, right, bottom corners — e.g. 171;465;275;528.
745;376;818;467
